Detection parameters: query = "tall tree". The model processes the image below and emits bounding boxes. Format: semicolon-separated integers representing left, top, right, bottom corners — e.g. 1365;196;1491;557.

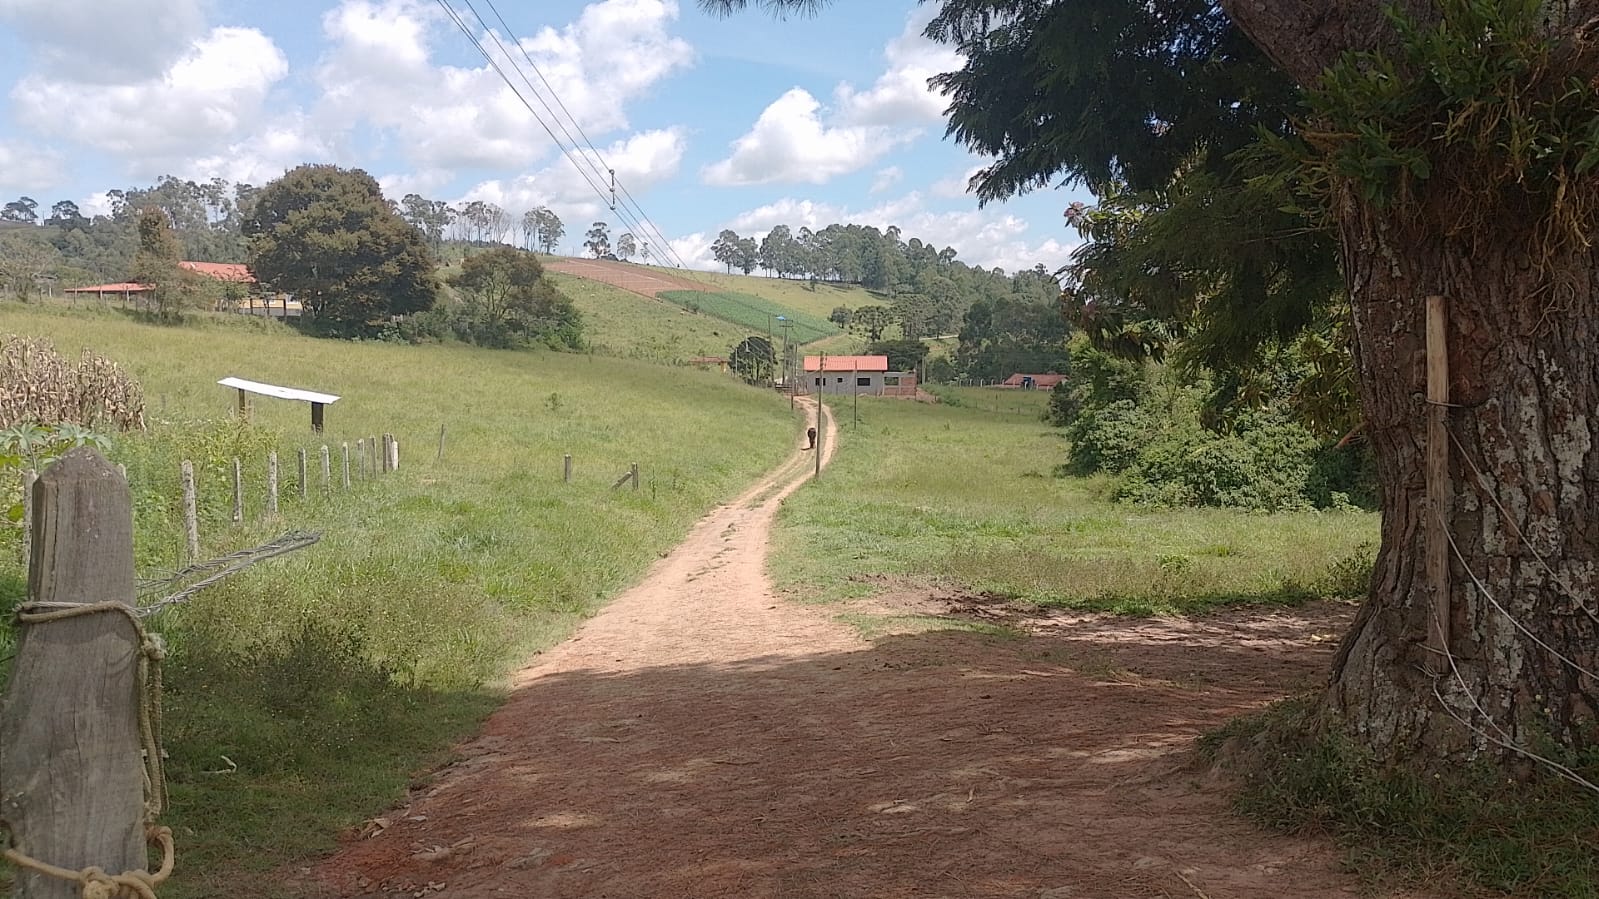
616;232;638;262
850;305;894;342
711;228;742;273
584;222;612;258
129;207;202;319
0;231;59;301
705;0;1599;770
244;165;439;336
533;208;564;254
44;200;88;231
447;246;582;349
1;197;38;224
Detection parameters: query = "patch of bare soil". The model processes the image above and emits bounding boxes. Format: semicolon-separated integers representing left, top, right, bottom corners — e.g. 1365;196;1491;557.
304;401;1436;899
544;258;714;299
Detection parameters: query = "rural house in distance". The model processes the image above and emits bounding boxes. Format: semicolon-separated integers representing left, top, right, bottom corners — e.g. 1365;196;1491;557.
803;355;918;397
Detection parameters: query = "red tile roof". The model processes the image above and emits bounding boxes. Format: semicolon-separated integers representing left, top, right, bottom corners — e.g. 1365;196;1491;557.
64;282;151;293
180;261;255;282
803;355;889;372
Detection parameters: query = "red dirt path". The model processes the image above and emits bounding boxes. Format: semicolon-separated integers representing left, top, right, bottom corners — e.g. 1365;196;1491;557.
544;258;713;298
306;401;1436;899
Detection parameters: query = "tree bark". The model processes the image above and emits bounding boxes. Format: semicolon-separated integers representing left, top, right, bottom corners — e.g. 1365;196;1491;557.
1321;173;1599;763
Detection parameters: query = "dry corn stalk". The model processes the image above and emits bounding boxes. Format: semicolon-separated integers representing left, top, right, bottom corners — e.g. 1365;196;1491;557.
0;334;146;431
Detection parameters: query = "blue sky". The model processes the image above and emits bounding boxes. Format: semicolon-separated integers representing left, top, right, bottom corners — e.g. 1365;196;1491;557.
0;0;1089;273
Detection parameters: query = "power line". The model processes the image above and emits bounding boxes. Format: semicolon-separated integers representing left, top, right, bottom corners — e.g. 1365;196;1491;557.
434;0;694;270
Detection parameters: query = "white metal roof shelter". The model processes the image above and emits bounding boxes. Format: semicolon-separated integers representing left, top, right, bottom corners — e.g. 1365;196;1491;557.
219;377;341;432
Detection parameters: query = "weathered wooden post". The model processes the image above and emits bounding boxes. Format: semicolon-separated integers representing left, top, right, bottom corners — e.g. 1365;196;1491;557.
436;424;446;462
180;460;199;560
231;458;243;523
320;445;331;492
631;462;640;492
267;451;279;516
0;449;150;898
391;439;400;472
368;436;377;476
356;439;366;479
341;443;351;490
381;434;394;473
563;454;573;484
297;449;308;500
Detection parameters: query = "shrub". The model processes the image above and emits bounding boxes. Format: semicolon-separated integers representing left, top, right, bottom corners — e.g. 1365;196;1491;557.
1061;399;1159;475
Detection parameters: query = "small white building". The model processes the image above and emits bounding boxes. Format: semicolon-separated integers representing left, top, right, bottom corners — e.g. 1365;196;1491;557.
802;355;918;396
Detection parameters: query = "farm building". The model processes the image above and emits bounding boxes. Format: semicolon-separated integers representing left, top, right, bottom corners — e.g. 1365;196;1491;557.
1002;373;1067;390
802;355;918;397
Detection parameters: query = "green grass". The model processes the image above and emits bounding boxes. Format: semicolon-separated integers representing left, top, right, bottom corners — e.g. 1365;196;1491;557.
657;290;841;345
0;302;801;897
1204;699;1599;898
549;273;740;364
773;395;1377;615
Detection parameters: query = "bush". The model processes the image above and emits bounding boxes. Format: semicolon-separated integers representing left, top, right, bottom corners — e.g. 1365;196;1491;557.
1112;411;1321;511
1061;399;1159;475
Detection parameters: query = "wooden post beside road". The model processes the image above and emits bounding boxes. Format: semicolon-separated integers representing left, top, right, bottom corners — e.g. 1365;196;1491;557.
564;454;573;483
231;457;243;523
297;448;308;500
341;443;351;489
320;445;331;492
631;462;640;492
267;451;279;515
0;450;147;899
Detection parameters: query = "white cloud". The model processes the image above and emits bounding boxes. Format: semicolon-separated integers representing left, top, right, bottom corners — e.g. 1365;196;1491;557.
870;166;903;194
10;26;290;172
316;0;693;173
726;192;1076;275
0;141;66;194
0;0;210;83
456;127;686;223
701;88;916;187
184;114;334;187
932;164;984;199
834;12;961;127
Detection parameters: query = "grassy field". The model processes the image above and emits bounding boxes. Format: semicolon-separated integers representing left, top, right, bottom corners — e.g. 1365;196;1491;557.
0;303;800;897
657;289;841;344
773;393;1377;616
549;273;737;363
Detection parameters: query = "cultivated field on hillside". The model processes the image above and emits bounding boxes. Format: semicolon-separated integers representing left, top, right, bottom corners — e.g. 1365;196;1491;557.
549;273;738;363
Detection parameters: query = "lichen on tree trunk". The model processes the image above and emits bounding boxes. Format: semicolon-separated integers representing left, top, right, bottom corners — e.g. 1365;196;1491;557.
1325;182;1599;764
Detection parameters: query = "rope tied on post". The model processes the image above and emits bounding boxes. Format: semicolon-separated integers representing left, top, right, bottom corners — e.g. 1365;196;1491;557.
4;600;173;897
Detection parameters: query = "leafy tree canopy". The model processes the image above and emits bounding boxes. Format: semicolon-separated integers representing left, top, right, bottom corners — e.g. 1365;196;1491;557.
244;164;439;336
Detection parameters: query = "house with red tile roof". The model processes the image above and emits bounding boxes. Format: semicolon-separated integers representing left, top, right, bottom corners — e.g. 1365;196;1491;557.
802;355;918;397
1002;373;1067;390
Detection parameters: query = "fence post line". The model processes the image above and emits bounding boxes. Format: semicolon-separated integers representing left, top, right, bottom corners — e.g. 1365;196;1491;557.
0;449;146;899
341;443;351;489
631;461;640;492
181;459;199;560
231;457;243;523
267;451;279;516
564;453;573;484
297;448;308;500
320;445;331;492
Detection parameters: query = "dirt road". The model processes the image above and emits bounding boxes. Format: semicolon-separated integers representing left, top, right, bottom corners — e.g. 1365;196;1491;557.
310;401;1421;898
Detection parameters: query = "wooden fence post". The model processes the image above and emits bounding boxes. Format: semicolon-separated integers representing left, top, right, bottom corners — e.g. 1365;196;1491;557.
0;449;146;898
341;443;351;490
437;424;446;462
368;436;377;476
381;434;393;473
320;445;331;492
631;462;640;492
231;458;243;523
356;439;366;479
267;451;279;516
564;454;573;484
181;460;199;560
391;439;400;472
297;448;308;500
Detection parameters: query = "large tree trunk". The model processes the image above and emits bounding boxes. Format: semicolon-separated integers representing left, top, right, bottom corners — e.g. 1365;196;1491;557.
1221;0;1599;768
1322;186;1599;764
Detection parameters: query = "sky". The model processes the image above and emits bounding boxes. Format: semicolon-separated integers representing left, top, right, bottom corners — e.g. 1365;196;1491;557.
0;0;1091;274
